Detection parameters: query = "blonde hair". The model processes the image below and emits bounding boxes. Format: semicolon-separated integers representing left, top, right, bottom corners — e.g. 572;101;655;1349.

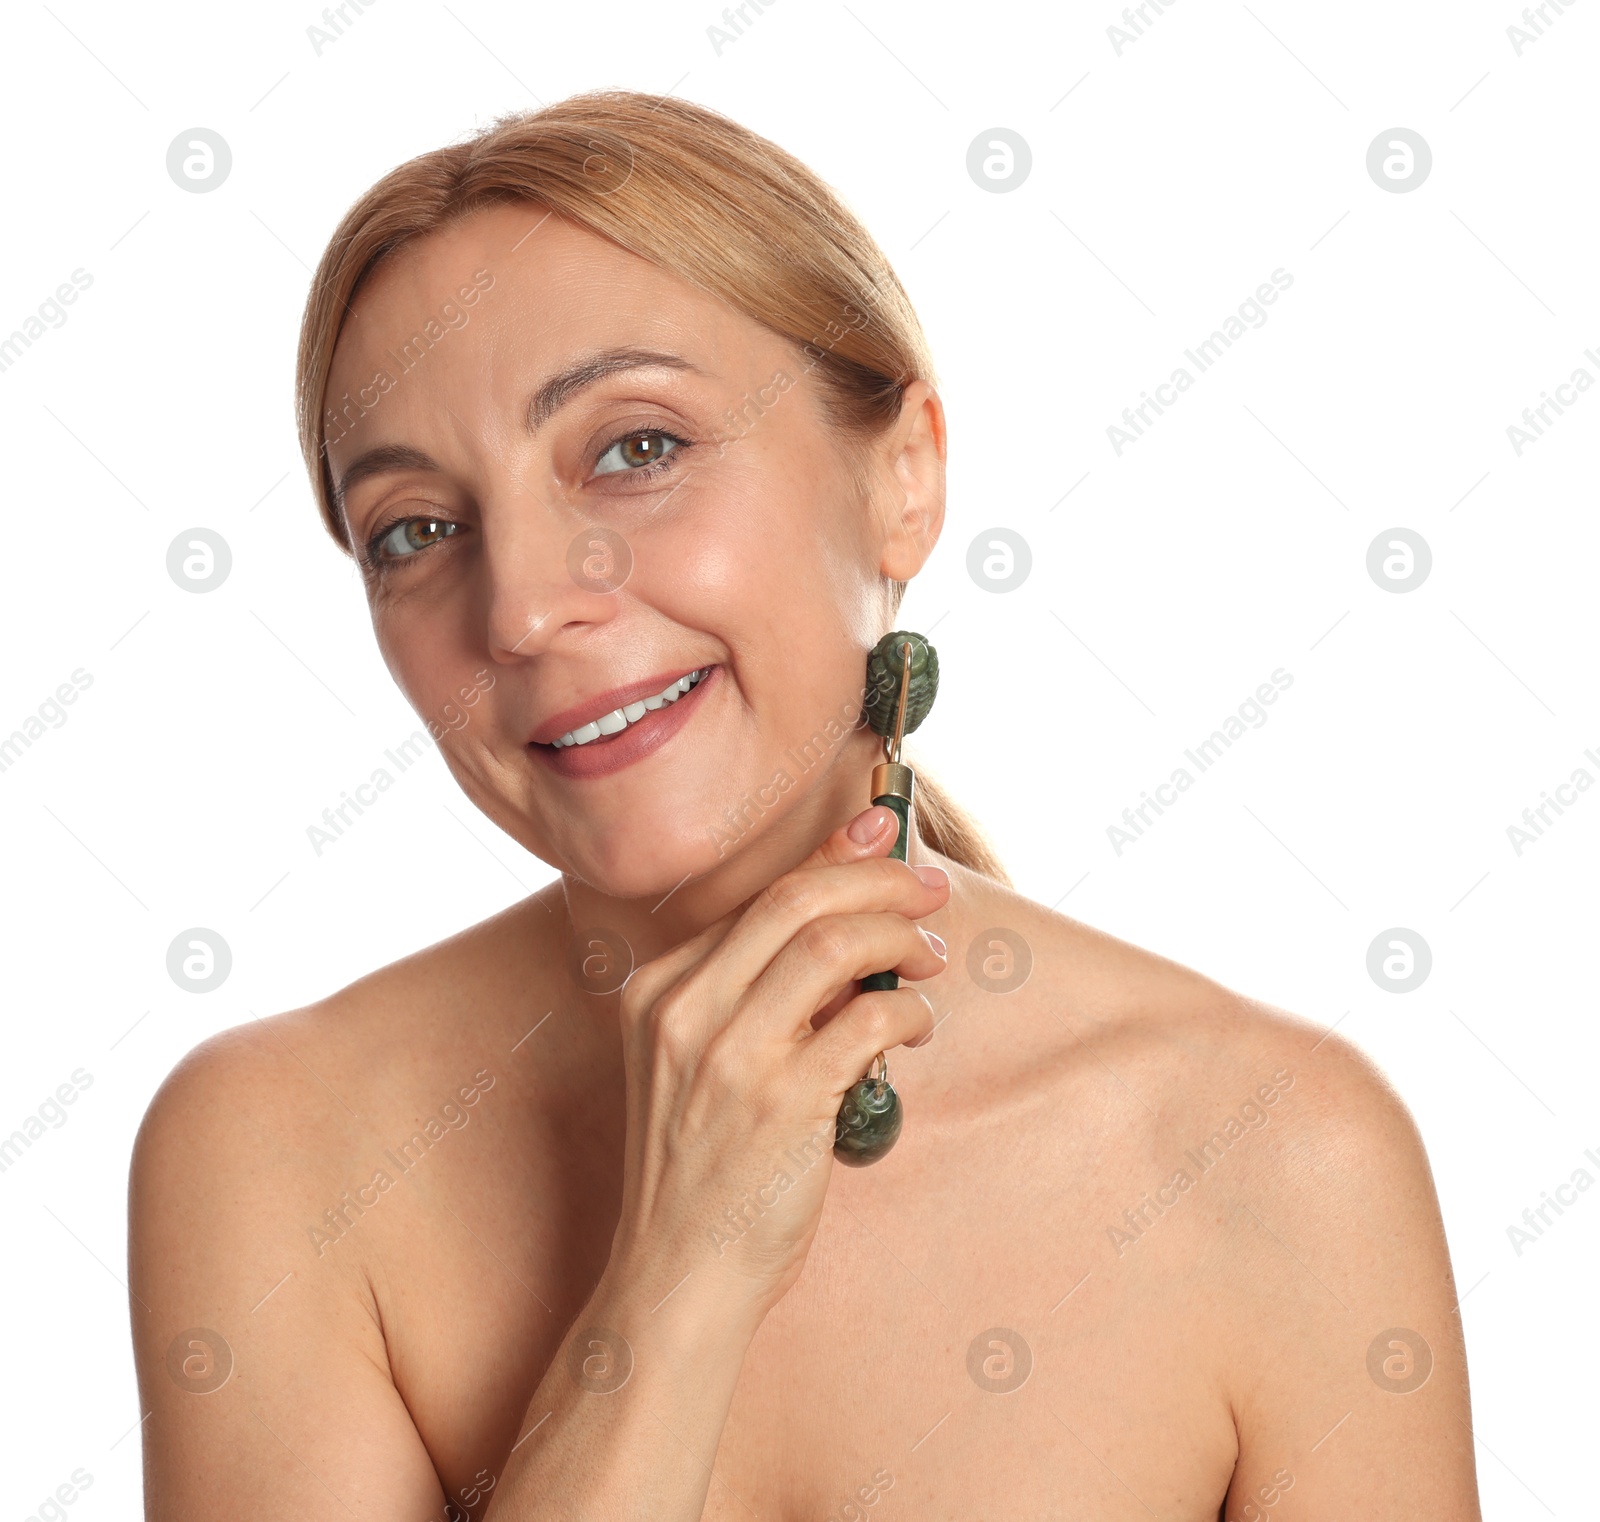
294;88;1009;885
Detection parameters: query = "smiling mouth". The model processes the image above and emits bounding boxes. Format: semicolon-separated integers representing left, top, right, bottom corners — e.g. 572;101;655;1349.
548;667;714;748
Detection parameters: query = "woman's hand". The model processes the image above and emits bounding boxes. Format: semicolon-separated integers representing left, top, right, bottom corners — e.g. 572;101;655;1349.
604;803;948;1324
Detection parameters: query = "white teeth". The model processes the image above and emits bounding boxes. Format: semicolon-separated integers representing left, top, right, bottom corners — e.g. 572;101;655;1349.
550;668;709;747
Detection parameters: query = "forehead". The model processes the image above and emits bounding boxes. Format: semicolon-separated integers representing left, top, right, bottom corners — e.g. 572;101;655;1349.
326;202;768;393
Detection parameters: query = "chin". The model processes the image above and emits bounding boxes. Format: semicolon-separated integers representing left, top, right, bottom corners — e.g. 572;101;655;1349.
564;827;732;901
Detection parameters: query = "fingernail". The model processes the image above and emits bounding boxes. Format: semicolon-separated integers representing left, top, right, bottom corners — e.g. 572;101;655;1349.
924;930;947;956
914;863;949;890
910;1028;934;1047
849;806;892;844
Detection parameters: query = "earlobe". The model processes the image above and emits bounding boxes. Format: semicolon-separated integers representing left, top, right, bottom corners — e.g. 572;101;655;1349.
880;382;946;582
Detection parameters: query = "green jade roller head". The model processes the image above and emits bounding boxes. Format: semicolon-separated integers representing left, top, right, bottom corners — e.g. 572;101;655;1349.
833;629;940;1168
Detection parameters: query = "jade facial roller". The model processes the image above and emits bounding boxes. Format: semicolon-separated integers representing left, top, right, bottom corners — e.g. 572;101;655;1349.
832;629;940;1168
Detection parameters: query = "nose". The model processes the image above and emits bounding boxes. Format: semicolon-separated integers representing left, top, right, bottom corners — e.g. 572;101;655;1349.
481;494;624;663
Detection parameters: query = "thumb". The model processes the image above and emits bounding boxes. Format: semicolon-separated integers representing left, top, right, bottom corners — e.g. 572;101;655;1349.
798;803;901;871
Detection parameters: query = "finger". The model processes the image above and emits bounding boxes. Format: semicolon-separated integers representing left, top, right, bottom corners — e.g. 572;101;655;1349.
622;805;900;1013
706;852;950;1002
743;912;947;1041
617;896;742;1017
797;802;901;870
799;986;936;1099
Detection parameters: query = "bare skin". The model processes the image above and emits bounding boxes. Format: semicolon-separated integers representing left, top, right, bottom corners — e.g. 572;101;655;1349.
129;204;1481;1521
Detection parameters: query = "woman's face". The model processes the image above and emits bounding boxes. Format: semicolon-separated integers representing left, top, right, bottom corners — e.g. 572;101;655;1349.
323;202;943;900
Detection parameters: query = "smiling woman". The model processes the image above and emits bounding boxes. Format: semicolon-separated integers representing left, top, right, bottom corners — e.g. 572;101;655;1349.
128;88;1482;1522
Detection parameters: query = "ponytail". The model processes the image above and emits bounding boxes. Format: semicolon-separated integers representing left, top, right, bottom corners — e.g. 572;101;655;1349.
908;758;1010;885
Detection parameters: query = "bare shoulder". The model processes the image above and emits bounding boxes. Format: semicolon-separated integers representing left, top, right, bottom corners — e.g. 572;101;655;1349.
127;893;560;1514
974;872;1433;1174
129;887;557;1314
956;867;1456;1297
975;879;1477;1512
135;886;555;1152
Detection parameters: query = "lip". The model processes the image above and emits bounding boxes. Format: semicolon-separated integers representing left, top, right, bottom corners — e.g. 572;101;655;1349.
528;665;716;747
528;663;719;781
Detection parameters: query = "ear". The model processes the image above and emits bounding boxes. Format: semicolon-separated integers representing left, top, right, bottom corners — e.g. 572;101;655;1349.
875;380;946;582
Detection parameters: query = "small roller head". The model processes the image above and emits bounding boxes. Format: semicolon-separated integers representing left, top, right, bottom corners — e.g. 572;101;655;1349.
863;629;939;740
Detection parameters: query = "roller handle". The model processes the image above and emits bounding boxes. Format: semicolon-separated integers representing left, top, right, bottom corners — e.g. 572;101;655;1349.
860;790;911;995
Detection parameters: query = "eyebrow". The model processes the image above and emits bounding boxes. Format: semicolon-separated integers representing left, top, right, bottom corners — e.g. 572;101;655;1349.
331;348;706;514
525;347;705;433
332;443;438;516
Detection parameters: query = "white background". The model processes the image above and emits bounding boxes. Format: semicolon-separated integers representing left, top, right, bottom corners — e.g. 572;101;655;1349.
1;0;1595;1515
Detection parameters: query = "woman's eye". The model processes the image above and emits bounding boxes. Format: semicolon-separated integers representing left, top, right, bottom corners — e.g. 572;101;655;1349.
371;516;458;562
593;429;683;477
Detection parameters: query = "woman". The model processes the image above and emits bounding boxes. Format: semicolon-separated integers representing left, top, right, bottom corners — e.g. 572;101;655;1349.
128;90;1481;1519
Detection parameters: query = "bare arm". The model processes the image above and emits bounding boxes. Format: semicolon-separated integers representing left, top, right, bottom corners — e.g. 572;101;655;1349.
1222;1029;1481;1521
478;1258;761;1518
128;1027;451;1520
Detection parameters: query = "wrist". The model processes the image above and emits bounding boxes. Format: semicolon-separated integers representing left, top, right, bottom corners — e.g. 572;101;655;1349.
589;1245;768;1371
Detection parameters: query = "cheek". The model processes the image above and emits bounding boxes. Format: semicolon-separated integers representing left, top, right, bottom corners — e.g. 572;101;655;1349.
706;411;859;555
675;517;850;708
373;612;483;731
688;442;872;618
713;474;873;731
